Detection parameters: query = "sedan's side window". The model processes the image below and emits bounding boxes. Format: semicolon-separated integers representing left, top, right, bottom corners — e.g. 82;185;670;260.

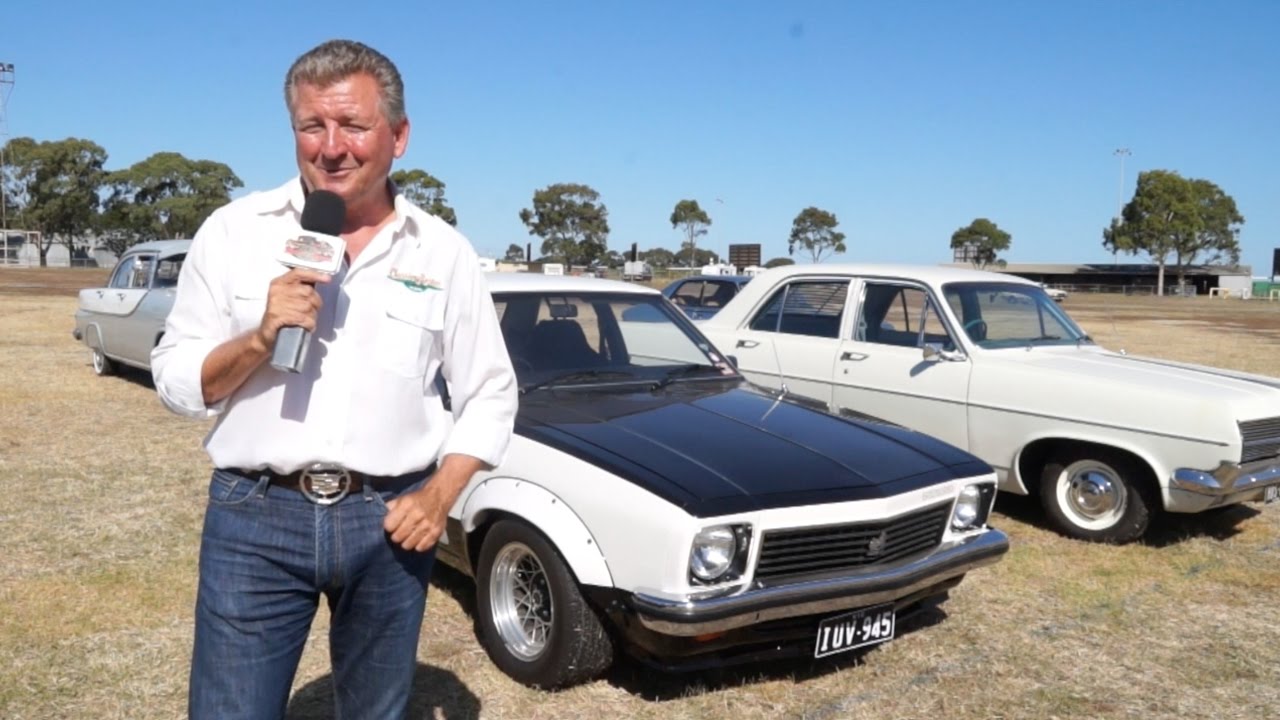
856;283;954;349
702;281;736;308
748;281;848;338
125;255;155;289
108;258;136;289
671;281;704;308
152;254;186;289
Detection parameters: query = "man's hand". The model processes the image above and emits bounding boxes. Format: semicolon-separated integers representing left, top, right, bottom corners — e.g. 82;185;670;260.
384;455;487;552
250;268;330;353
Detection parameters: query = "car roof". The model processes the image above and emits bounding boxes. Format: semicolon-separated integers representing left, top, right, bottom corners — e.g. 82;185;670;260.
755;263;1038;287
122;239;192;258
486;272;661;295
673;275;753;283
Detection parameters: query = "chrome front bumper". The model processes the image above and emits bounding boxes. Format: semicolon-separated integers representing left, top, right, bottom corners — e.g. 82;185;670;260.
1171;459;1280;506
630;529;1009;636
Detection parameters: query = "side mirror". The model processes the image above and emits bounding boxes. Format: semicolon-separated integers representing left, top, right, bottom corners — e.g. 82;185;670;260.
725;355;738;368
923;343;966;363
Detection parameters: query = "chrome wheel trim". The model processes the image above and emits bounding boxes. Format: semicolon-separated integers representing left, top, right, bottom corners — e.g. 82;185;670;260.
489;542;553;661
1056;462;1127;530
92;348;106;374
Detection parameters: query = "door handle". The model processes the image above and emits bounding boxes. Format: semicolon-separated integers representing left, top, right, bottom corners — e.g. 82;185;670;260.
840;351;868;362
736;339;759;349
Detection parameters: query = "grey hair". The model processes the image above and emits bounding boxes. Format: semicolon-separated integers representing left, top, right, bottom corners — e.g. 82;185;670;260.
284;39;406;125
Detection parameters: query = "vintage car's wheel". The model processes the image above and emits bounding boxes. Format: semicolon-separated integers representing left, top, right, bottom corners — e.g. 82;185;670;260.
475;519;613;688
1039;450;1153;543
91;348;116;376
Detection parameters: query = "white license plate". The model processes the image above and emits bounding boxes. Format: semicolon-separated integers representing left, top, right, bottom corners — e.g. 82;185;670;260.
814;604;895;658
1265;485;1279;504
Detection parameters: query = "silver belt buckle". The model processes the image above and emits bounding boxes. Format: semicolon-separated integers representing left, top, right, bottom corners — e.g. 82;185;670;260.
300;464;351;505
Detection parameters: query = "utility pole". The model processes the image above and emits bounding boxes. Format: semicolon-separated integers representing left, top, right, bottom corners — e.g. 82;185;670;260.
0;62;14;264
1112;148;1131;267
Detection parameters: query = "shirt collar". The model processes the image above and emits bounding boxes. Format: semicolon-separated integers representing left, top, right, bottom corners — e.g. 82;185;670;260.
251;176;418;238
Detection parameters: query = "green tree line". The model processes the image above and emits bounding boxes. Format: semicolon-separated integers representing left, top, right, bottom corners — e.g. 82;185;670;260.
2;138;1245;287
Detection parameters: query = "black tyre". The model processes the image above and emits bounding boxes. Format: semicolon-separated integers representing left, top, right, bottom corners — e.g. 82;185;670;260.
1039;449;1155;543
475;519;613;688
91;347;116;376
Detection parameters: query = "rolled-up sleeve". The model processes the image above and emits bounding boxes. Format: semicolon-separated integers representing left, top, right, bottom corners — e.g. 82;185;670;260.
438;245;517;467
151;211;232;418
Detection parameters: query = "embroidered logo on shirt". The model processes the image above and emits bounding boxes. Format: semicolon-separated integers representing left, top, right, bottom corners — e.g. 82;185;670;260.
388;268;443;292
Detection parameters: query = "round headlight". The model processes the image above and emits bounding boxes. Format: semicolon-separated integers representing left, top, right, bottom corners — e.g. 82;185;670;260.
689;526;737;582
952;484;983;529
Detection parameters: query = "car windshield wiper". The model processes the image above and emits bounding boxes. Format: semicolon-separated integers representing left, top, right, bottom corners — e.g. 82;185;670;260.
649;363;733;390
1026;334;1063;345
519;369;640;395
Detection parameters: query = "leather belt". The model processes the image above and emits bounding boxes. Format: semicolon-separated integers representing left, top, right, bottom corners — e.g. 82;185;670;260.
231;467;372;491
226;466;372;505
223;464;434;506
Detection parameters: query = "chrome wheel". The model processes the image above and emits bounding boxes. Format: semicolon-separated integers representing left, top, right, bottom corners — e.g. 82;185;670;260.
1055;461;1128;530
488;542;553;661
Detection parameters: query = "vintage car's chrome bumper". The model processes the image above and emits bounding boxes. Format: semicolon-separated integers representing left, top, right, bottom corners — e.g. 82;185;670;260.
630;529;1009;636
1171;459;1280;506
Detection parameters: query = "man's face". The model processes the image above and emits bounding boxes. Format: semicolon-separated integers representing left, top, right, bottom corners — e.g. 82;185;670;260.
291;72;409;217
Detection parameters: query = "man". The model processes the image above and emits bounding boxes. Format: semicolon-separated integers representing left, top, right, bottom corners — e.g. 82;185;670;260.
152;39;516;720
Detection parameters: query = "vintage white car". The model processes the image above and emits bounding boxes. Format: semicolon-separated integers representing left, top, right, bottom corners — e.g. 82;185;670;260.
72;239;190;375
439;273;1008;687
698;264;1280;544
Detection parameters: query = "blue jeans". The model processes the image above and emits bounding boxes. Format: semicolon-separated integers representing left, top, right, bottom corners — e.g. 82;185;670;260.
189;469;435;720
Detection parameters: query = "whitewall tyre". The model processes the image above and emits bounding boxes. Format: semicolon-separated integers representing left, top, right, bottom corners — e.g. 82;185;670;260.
91;348;116;376
1039;451;1153;543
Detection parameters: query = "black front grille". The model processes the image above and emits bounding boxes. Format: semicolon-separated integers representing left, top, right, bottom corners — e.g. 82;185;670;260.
754;503;950;583
1240;417;1280;464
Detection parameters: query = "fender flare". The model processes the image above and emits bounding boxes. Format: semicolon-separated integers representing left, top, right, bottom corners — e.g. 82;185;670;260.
460;477;614;588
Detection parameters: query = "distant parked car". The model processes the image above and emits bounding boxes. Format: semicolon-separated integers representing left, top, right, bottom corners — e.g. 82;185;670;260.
698;263;1280;543
661;275;752;320
1040;284;1068;302
72;239;190;375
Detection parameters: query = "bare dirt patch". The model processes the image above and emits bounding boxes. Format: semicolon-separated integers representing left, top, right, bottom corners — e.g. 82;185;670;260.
0;267;110;297
2;290;1278;719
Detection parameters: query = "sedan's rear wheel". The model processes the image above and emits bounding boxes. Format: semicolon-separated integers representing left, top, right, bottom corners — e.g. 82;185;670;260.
92;348;116;376
1039;450;1153;543
476;519;613;688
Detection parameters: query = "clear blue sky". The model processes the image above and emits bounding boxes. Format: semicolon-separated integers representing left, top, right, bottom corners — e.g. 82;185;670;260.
4;1;1278;274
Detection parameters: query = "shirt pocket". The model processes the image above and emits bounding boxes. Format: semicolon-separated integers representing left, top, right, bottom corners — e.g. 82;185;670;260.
377;293;445;378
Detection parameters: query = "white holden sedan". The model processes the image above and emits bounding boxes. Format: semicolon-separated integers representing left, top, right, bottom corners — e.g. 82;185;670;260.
698;264;1280;544
438;273;1008;688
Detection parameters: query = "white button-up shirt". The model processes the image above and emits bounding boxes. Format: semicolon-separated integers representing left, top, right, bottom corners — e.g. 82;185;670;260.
152;177;517;476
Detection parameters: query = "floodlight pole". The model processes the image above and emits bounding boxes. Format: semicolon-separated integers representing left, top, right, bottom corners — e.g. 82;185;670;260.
1112;148;1131;268
1113;148;1131;220
0;62;14;264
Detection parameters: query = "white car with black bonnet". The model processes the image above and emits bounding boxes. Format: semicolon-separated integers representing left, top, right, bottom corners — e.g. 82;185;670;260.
438;273;1008;688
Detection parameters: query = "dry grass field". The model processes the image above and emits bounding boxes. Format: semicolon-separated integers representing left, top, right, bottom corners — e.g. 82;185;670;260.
2;267;1279;719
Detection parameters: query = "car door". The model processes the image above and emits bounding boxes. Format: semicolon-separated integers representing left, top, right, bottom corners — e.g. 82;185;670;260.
721;278;850;406
831;279;972;451
112;254;167;365
85;254;152;357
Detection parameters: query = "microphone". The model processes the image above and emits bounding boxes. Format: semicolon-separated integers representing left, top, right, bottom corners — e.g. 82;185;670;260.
270;190;347;373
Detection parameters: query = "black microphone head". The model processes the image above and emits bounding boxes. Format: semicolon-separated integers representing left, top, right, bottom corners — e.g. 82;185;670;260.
300;190;346;234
